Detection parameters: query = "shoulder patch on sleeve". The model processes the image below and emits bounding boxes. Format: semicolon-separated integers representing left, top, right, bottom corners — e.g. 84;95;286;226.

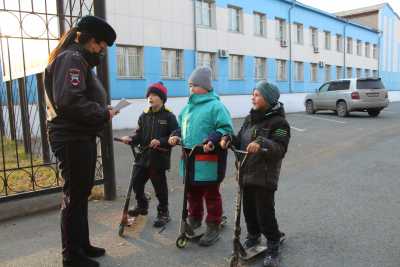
68;68;81;87
273;128;288;137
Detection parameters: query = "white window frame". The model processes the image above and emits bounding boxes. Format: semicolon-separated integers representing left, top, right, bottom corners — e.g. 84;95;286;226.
295;23;304;44
311;63;318;82
275;18;287;41
229;54;244;80
356;68;362;78
161;48;184;79
356;40;362;56
195;0;216;28
197;51;218;80
365;42;371;58
336;34;343;52
254;12;267;37
254;57;267;80
347;37;353;54
346;67;352;78
365;69;371;77
276;59;287;81
228;5;243;33
294;61;304;81
324;31;331;50
325;64;331;82
116;45;144;79
310;27;319;48
336;66;343;79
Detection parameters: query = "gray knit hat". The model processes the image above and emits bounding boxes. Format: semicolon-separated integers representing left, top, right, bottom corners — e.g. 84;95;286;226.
189;67;213;91
255;81;280;106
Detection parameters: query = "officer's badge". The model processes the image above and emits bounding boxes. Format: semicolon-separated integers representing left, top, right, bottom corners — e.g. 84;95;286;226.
68;68;81;87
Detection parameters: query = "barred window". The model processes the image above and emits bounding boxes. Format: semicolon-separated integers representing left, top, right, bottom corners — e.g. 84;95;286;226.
347;67;353;78
197;51;217;80
356;68;362;78
116;45;143;78
294;61;304;81
229;54;244;80
254;57;267;80
311;63;318;82
336;66;343;79
161;49;184;79
276;59;287;81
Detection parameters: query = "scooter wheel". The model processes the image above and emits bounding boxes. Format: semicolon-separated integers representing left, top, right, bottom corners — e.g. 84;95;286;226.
229;255;239;267
118;224;125;237
176;235;188;249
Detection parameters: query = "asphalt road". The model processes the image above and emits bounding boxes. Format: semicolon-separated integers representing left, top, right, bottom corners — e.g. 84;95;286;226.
1;103;400;267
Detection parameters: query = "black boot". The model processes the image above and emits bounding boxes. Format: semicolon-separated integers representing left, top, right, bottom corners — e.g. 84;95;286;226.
128;206;148;217
153;209;170;228
63;252;99;267
243;234;261;250
83;244;106;258
199;222;220;246
263;240;280;267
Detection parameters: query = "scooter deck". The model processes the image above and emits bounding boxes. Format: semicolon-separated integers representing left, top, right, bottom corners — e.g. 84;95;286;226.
186;216;227;240
240;245;267;261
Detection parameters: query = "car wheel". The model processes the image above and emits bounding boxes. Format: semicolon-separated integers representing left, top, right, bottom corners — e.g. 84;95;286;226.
367;109;380;117
306;100;316;114
336;101;348;117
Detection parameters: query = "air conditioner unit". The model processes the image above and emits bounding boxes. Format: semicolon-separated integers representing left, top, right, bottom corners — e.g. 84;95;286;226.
318;61;325;68
218;49;229;58
313;46;320;53
280;39;288;47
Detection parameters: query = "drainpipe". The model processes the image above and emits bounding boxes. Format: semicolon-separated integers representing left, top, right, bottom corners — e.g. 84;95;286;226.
288;0;295;93
343;19;349;78
377;30;383;77
193;0;197;69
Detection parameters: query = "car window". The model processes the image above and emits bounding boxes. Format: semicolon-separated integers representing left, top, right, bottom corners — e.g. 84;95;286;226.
357;79;385;90
328;82;338;91
336;81;350;91
319;83;330;93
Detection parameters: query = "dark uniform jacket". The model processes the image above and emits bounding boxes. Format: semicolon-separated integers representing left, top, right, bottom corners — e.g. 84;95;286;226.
232;103;291;191
130;106;178;170
44;44;110;144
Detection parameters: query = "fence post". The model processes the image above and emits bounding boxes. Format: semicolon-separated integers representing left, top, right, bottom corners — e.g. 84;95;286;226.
5;81;16;141
36;73;50;163
17;78;31;154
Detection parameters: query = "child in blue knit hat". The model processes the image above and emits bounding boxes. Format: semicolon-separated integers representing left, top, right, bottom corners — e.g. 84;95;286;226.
221;81;291;267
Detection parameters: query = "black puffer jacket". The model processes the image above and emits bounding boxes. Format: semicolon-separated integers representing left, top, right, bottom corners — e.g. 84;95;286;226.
44;44;110;143
232;103;290;191
130;106;178;170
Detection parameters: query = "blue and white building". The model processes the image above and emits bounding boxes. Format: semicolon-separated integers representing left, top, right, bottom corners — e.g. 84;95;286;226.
105;0;400;128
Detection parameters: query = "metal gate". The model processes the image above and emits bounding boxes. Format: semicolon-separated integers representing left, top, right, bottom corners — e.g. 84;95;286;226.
0;0;116;202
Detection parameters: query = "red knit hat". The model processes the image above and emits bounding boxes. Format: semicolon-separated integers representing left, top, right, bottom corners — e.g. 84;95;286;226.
146;82;168;103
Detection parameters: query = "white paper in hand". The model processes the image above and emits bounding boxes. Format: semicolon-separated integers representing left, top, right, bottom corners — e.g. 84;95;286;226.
113;99;131;112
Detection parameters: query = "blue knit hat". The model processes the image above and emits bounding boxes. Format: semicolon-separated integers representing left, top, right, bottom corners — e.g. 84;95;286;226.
254;81;280;106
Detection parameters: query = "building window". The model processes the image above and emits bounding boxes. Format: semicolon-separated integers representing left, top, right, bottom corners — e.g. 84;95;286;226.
275;18;287;41
228;5;243;33
365;42;371;58
373;44;378;59
295;23;303;44
310;27;318;48
116;45;144;78
161;49;184;79
294;61;304;81
229;54;244;80
356;40;362;56
311;63;318;82
356;68;362;78
276;59;287;81
197;51;217;80
346;67;352;78
336;34;343;52
347;37;353;54
365;69;371;77
325;64;331;81
254;12;266;37
195;0;215;28
336;66;343;79
254;57;267;80
324;31;331;50
372;70;378;77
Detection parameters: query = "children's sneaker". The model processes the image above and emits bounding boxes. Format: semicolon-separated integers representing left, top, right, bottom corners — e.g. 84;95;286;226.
187;217;202;230
199;222;220;246
128;206;148;217
153;210;170;228
243;234;261;250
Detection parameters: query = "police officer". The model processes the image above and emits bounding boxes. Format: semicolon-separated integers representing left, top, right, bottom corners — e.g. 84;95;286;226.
44;16;117;267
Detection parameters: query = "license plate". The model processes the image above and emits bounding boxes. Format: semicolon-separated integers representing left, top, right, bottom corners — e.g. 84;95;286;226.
366;93;380;97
